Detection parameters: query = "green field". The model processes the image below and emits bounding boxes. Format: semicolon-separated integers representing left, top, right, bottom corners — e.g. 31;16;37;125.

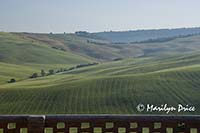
0;32;200;114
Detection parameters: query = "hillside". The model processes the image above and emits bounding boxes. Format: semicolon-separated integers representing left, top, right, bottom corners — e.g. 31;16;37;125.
0;52;199;114
90;27;200;43
17;33;142;61
131;34;200;57
0;32;92;84
0;30;200;114
0;32;91;64
13;32;200;61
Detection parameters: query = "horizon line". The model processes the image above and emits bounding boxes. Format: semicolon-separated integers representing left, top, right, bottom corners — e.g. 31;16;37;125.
1;26;200;34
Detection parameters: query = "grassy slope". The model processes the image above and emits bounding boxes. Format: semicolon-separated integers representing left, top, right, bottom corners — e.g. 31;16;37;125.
0;32;91;64
132;35;200;57
0;52;199;114
19;33;143;61
0;63;76;84
0;32;92;84
0;32;200;114
92;27;200;43
15;32;200;61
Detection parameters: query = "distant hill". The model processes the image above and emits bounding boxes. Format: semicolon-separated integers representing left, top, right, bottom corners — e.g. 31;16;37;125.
131;34;200;57
0;32;91;64
0;52;200;114
18;33;142;61
8;32;200;62
0;29;200;114
1;31;199;64
90;27;200;43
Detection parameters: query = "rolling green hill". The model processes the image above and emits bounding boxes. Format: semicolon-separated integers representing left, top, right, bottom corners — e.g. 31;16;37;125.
13;32;200;61
0;52;199;114
0;32;92;84
91;27;200;43
0;30;200;114
131;34;200;57
0;32;91;64
18;33;142;61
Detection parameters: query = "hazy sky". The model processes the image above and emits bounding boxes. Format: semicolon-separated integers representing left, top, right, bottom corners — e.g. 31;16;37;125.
1;0;200;33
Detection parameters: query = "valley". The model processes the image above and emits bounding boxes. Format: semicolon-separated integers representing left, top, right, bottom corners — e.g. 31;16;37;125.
0;29;200;114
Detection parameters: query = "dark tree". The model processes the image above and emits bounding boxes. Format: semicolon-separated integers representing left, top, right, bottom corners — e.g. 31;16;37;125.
30;73;38;78
68;67;75;71
56;70;60;73
48;69;54;75
8;78;16;83
41;69;45;76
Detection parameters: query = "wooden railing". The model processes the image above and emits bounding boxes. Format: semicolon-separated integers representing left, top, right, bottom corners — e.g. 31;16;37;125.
0;115;199;133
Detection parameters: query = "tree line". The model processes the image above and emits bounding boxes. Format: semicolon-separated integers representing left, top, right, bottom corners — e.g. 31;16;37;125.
7;62;98;83
29;62;98;79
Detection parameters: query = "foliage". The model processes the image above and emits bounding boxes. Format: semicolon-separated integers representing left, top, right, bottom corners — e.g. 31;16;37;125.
30;73;38;78
7;78;16;83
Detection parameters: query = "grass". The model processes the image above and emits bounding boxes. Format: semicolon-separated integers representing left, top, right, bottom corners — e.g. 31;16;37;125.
0;32;93;84
18;33;143;61
0;52;199;114
0;32;91;64
0;62;76;84
0;32;200;115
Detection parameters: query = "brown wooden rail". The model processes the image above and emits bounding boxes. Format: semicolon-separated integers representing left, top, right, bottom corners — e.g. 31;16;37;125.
0;115;199;133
